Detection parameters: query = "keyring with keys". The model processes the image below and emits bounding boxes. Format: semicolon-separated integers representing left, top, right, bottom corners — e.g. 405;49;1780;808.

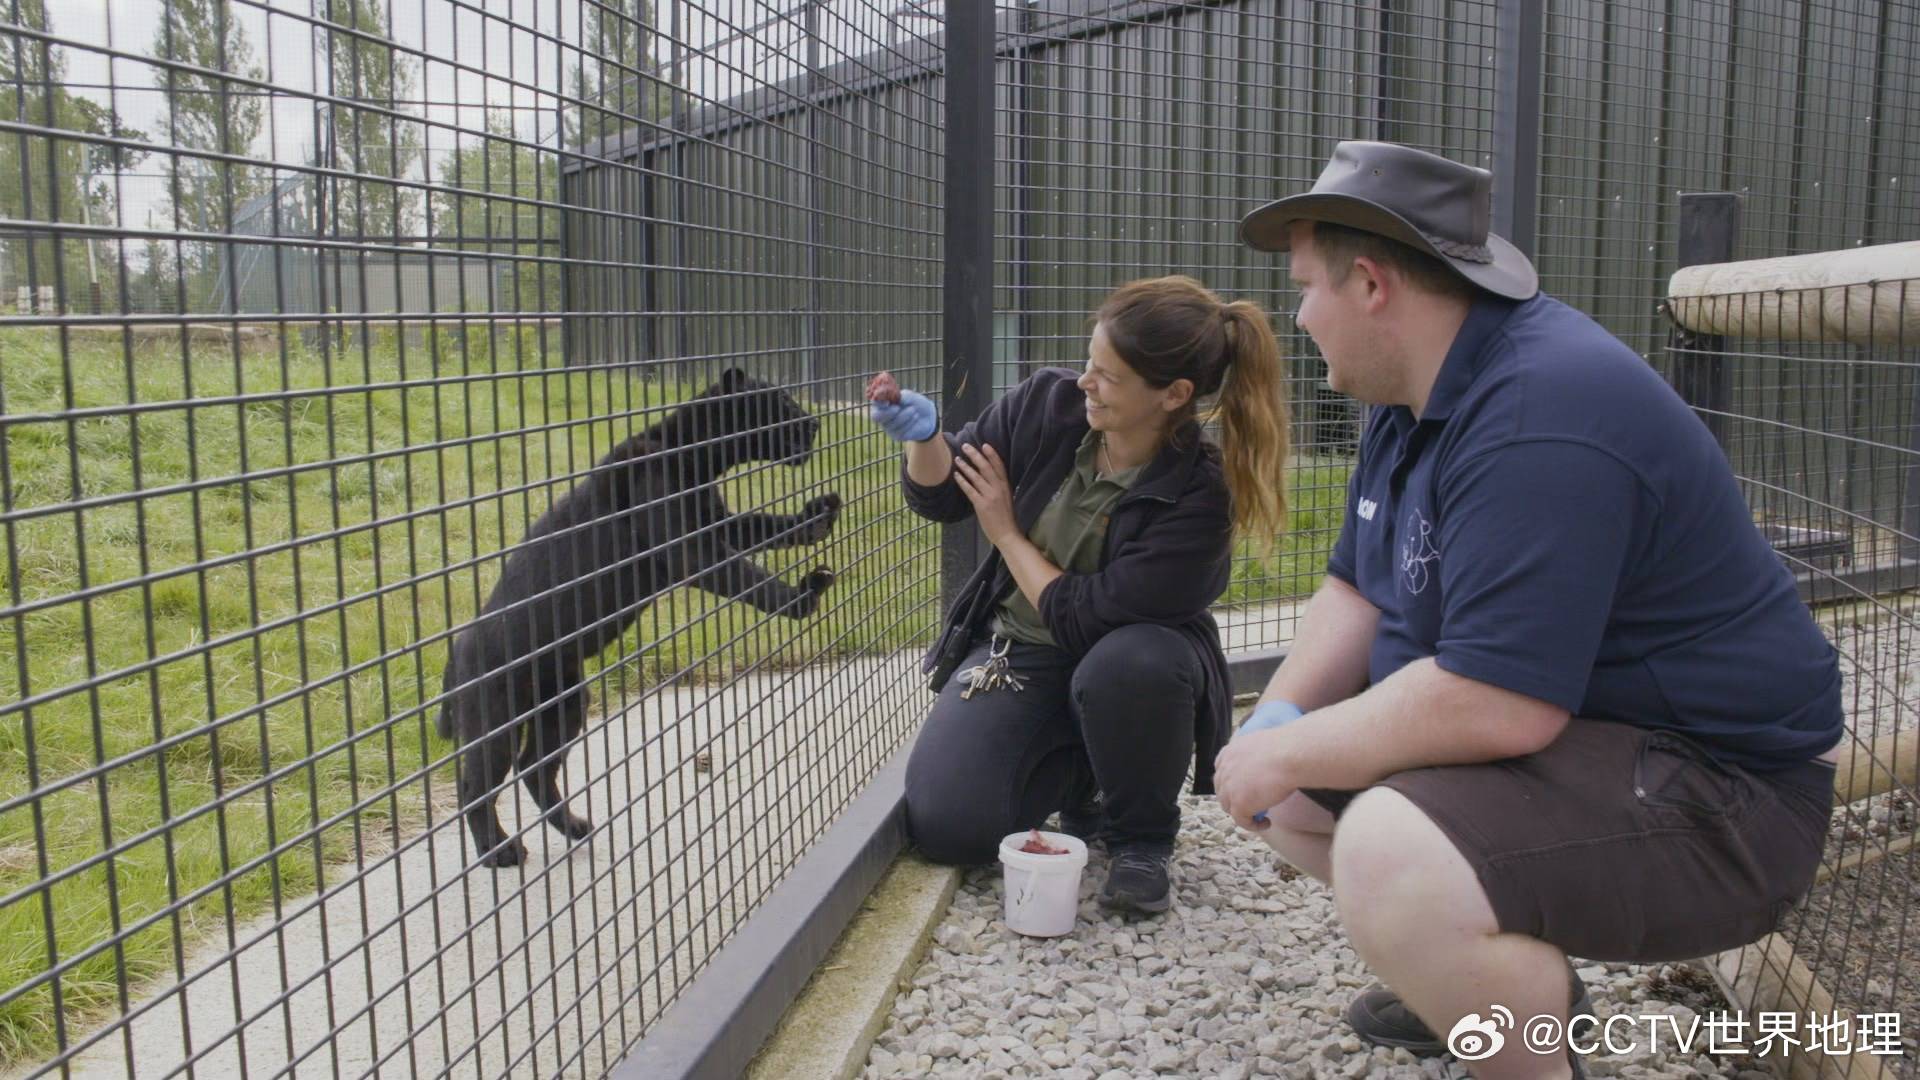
958;635;1026;699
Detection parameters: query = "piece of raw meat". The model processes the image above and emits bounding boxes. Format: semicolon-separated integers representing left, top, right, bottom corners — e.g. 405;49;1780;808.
865;371;902;405
1018;829;1068;855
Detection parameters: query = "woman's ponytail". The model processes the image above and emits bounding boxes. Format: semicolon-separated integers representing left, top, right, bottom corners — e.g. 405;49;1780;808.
1212;301;1290;549
1096;276;1291;548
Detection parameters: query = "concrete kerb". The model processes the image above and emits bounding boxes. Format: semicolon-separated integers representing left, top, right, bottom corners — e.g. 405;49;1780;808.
745;856;962;1080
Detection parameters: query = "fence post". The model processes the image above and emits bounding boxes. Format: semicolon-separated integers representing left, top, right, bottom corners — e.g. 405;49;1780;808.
1674;192;1739;453
1490;0;1542;259
558;145;576;367
804;0;825;394
942;3;995;614
1012;3;1036;378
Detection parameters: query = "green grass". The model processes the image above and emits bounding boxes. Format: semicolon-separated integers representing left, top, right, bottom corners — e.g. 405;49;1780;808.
0;325;1338;1066
1223;455;1351;607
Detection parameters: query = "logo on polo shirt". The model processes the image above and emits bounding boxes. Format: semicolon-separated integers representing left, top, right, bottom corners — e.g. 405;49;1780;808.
1401;508;1440;594
1358;497;1378;521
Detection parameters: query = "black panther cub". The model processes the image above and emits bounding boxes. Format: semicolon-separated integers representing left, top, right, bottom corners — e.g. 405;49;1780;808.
438;368;841;867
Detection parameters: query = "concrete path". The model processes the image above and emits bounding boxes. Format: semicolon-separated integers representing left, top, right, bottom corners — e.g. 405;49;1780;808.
16;652;925;1080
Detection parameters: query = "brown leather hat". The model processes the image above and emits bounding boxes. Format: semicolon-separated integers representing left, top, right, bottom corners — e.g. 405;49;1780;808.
1240;141;1538;301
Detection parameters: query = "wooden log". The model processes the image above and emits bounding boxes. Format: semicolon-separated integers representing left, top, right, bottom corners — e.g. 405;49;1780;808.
1815;831;1917;886
1707;934;1888;1080
1833;728;1920;806
1666;241;1920;346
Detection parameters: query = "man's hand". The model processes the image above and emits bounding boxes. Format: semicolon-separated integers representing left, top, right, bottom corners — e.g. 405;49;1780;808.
1214;727;1298;831
1234;699;1307;824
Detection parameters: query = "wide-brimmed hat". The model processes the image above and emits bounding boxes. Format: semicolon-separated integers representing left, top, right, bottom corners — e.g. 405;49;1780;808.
1240;141;1538;301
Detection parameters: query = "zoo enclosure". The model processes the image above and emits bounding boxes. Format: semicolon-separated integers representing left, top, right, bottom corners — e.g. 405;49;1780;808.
1;1;1918;1079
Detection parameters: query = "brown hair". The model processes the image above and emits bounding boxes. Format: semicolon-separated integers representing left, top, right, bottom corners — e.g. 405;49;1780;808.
1095;275;1291;546
1312;221;1477;301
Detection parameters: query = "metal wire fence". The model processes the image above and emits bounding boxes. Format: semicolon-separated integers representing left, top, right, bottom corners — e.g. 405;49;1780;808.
2;0;1918;1077
1538;0;1920;359
1665;267;1920;1076
992;0;1499;657
2;1;937;1077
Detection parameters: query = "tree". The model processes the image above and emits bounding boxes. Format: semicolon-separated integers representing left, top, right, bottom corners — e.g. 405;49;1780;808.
131;230;182;314
429;109;560;314
150;0;268;309
566;0;675;153
0;0;145;311
321;0;423;241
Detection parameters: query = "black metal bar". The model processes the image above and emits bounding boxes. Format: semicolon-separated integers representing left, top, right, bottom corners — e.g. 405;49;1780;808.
1373;0;1394;143
941;1;995;615
805;0;825;395
1674;192;1739;453
558;161;578;367
1226;647;1290;698
1798;559;1920;608
1012;2;1036;378
1491;0;1541;257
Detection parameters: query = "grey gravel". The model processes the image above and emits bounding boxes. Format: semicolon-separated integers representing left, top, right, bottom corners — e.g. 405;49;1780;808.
857;613;1920;1078
862;797;1755;1079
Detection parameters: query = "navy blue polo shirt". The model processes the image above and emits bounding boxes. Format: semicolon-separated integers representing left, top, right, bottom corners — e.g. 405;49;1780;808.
1326;293;1843;771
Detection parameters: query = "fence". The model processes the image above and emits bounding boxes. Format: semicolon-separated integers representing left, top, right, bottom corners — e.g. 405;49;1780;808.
1;1;938;1077
1;0;1917;1078
1664;231;1920;1076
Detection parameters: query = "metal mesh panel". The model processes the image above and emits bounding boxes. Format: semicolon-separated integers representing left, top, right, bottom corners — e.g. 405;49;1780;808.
992;0;1497;656
1538;0;1920;359
1666;275;1920;1077
0;1;938;1076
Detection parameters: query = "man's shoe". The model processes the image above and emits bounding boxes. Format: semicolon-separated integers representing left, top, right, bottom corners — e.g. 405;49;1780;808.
1344;962;1597;1056
1098;847;1173;914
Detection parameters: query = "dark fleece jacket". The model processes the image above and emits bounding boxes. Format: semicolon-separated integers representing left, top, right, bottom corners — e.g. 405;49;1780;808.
902;366;1235;794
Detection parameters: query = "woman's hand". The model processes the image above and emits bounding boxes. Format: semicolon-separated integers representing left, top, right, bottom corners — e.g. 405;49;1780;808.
952;443;1019;548
1213;728;1298;831
869;389;939;443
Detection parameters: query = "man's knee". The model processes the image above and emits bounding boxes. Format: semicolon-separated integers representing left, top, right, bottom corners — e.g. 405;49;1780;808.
1071;625;1198;710
1331;787;1498;945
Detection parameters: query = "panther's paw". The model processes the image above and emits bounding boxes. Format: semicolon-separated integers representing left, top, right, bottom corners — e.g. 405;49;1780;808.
801;493;843;542
549;813;595;842
480;837;528;869
792;567;836;617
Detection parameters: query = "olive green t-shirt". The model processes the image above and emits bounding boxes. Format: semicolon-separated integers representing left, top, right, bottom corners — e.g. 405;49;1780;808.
990;429;1143;646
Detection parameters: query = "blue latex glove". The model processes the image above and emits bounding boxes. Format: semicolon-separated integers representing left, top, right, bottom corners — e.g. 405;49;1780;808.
1234;699;1306;825
869;389;938;443
1236;699;1305;739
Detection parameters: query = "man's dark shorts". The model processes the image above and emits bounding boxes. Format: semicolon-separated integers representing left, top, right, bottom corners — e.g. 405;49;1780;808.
1303;718;1835;962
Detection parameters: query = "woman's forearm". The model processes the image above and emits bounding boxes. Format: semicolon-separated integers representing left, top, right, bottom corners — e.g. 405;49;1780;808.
998;533;1064;610
905;435;954;487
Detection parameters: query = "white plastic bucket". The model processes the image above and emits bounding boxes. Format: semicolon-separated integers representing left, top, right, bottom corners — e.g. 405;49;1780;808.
998;830;1089;937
